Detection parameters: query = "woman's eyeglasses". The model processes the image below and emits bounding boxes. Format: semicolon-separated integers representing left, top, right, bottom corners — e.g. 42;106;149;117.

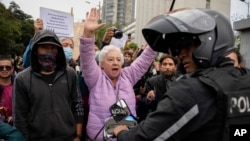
0;66;12;71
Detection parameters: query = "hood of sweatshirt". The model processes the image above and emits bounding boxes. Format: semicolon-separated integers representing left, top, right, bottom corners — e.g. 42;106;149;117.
31;30;66;72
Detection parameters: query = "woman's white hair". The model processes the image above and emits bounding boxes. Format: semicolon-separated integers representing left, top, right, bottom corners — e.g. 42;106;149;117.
98;44;124;66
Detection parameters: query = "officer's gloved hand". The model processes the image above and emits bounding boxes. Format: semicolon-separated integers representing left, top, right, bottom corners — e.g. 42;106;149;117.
103;116;137;140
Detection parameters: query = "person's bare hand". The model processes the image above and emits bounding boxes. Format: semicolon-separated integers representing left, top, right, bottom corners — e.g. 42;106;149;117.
0;107;7;117
103;27;115;44
113;125;129;136
142;43;148;50
7;116;13;125
146;90;155;101
34;18;43;33
83;8;105;38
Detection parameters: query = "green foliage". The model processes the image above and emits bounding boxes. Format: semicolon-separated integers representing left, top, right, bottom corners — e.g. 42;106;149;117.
234;32;241;51
124;42;138;52
128;42;138;51
95;25;109;48
17;19;34;46
0;3;21;56
0;1;34;57
9;1;32;20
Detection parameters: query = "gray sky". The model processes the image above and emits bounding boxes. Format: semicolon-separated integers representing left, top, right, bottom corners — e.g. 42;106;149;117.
2;0;102;22
2;0;250;23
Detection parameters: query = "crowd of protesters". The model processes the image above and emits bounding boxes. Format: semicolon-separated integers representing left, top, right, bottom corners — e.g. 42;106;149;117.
0;7;248;141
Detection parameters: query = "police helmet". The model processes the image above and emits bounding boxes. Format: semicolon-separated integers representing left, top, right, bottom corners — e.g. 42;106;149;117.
142;8;235;68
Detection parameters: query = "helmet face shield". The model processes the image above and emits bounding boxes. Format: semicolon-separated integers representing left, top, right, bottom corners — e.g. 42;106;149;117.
165;33;201;57
142;9;215;53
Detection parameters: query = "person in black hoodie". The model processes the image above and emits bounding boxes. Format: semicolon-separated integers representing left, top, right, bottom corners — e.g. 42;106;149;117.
13;30;84;141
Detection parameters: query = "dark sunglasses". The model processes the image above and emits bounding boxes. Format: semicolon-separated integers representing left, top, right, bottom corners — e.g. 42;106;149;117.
0;66;12;71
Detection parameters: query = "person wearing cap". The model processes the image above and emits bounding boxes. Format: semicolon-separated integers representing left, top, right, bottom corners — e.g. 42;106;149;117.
112;8;250;141
13;30;84;141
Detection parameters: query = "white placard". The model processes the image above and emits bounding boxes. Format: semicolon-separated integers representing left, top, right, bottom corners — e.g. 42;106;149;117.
40;7;74;37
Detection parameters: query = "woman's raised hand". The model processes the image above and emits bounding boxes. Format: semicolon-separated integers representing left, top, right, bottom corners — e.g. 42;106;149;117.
83;8;106;38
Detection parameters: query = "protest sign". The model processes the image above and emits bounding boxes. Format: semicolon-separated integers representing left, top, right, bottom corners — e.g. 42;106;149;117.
40;7;74;37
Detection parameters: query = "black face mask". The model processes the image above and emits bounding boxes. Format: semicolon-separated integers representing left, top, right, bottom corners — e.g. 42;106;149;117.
38;53;57;72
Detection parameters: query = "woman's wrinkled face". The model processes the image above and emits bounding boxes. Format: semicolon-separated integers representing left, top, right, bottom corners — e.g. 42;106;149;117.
101;50;122;80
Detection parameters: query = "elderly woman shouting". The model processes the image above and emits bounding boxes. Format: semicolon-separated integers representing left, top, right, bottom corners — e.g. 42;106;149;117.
79;8;157;141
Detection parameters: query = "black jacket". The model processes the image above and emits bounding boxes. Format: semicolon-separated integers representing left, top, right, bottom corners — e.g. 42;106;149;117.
137;74;178;122
117;66;244;141
144;74;178;101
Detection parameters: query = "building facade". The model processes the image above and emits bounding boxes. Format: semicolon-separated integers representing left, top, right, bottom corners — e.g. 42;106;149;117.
102;0;135;29
234;19;250;68
134;0;231;46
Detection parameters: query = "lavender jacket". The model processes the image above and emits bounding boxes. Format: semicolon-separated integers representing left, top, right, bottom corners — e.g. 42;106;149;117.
80;37;157;141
